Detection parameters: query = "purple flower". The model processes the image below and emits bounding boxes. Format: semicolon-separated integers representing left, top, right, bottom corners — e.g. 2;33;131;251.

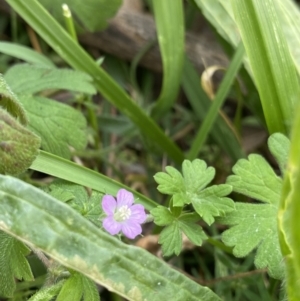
102;189;147;239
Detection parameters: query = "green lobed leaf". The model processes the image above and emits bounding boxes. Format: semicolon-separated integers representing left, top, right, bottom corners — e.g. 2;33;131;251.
221;152;285;279
151;206;207;256
192;184;234;225
0;175;221;301
4;64;96;95
28;280;66;301
0;74;27;124
159;223;182;256
154;159;215;206
0;231;34;297
179;221;207;247
46;179;103;227
39;0;122;32
20;95;87;159
267;133;290;175
227;154;282;203
0;108;41;175
150;206;174;226
219;203;283;279
154;159;234;223
0;42;55;67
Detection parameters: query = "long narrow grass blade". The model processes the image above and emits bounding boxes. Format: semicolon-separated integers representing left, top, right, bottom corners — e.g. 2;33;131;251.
182;57;244;161
151;0;184;120
187;43;244;160
6;0;184;164
278;104;300;301
30;151;157;210
231;0;300;134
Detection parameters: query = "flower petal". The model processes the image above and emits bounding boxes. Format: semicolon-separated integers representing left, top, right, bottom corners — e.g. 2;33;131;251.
116;189;134;207
103;216;122;235
121;222;142;239
102;195;116;215
129;204;147;223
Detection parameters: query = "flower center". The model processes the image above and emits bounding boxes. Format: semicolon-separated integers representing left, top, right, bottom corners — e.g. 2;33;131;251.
114;205;131;222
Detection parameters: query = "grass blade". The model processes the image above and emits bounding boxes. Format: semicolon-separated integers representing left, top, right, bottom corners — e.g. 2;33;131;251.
182;57;244;161
278;104;300;301
187;43;244;160
231;0;300;134
151;0;184;120
30;151;157;210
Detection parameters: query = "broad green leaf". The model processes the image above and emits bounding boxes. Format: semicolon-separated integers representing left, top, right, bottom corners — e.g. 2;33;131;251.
230;0;300;134
46;179;103;227
0;108;41;175
192;184;234;225
0;175;221;301
151;206;207;256
267;133;290;175
20;95;87;159
28;280;66;301
151;0;184;119
0;74;27;124
221;152;284;279
0;231;33;297
6;0;184;164
56;272;84;301
39;0;122;32
0;42;54;67
278;105;300;300
4;64;96;95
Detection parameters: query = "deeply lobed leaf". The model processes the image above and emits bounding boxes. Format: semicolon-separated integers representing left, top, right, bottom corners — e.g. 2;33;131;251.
151;206;207;256
154;160;234;222
220;133;289;279
0;231;33;297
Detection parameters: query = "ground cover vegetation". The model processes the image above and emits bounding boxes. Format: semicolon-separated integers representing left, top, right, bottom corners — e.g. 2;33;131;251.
0;0;300;300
